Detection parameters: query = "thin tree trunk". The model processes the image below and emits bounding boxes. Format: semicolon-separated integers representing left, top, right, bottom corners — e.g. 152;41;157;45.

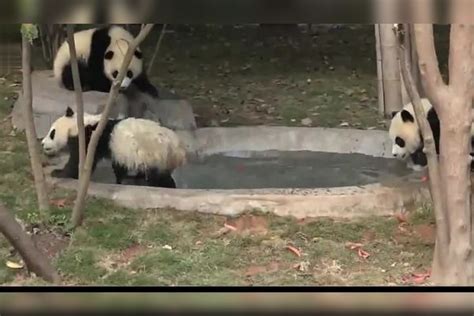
66;25;86;176
21;34;49;212
71;24;155;228
0;203;60;283
147;24;167;75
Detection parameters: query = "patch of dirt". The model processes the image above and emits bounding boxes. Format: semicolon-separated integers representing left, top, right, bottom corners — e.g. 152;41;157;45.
412;224;435;245
32;231;69;259
244;261;284;277
118;243;147;265
99;243;147;273
226;214;269;236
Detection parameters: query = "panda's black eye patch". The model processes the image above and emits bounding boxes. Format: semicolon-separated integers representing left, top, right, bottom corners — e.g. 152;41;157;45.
127;70;133;78
49;129;56;140
112;71;118;78
104;51;114;60
134;50;143;59
395;136;405;148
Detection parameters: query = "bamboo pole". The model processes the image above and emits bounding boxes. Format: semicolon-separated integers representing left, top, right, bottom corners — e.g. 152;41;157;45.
70;24;155;228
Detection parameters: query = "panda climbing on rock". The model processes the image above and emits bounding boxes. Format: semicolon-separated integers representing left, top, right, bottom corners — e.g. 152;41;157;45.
389;98;474;171
53;25;158;98
41;107;186;188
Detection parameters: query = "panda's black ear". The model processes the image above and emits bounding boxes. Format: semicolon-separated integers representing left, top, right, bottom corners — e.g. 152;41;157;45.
104;51;114;60
391;111;398;118
401;110;414;123
134;50;143;59
65;107;74;117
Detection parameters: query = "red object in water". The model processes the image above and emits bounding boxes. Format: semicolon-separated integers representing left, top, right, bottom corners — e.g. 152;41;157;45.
421;175;429;182
236;164;245;172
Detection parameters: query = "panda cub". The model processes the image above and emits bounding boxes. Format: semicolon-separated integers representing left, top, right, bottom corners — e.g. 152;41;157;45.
389;98;474;171
53;25;158;98
41;107;186;188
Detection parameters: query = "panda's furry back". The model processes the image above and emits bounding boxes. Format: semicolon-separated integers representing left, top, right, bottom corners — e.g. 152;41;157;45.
109;118;187;172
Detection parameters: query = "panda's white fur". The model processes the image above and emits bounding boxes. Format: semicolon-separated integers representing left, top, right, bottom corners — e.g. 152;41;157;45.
109;118;186;173
53;26;158;98
42;108;186;188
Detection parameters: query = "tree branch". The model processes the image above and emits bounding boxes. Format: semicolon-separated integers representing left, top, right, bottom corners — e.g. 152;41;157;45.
395;23;450;264
0;202;60;283
66;25;86;177
70;24;155;228
147;24;167;75
413;24;448;111
21;28;50;212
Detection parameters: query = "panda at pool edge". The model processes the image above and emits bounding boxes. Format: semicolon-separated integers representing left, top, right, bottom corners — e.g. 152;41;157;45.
389;98;474;171
41;107;186;188
53;25;158;98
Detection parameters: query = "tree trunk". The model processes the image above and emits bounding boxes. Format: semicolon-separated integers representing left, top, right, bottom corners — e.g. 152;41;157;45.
409;17;473;285
0;203;60;283
439;23;473;285
70;24;155;228
21;34;49;212
66;25;86;176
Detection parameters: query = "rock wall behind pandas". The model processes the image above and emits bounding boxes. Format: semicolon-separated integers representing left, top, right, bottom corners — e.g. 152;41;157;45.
120;84;197;131
11;71;197;139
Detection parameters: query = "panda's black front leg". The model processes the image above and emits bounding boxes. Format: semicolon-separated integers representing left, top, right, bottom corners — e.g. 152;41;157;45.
133;73;159;99
112;162;128;184
146;168;176;188
51;138;80;179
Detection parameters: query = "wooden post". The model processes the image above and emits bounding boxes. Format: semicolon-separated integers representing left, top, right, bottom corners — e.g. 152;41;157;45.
375;24;385;116
379;24;403;117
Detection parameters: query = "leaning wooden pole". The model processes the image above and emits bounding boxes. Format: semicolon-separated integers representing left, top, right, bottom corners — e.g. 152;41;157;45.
70;24;154;228
20;25;50;212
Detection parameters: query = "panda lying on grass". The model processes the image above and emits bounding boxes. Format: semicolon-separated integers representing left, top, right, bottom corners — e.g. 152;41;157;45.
389;98;474;171
41;107;186;188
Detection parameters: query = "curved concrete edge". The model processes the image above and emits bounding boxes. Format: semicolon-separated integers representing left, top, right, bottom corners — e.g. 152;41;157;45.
48;176;430;219
177;126;393;158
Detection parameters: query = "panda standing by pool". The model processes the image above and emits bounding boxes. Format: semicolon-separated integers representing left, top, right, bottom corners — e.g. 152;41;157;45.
53;25;158;98
389;98;474;171
41;107;187;188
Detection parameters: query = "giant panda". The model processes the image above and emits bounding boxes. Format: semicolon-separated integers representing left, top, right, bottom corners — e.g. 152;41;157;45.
53;25;158;98
389;98;474;171
41;107;186;188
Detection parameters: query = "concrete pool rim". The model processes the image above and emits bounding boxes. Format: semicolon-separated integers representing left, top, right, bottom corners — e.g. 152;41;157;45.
45;126;430;219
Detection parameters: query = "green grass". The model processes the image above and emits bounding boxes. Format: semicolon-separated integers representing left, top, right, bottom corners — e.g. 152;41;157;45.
0;25;439;285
